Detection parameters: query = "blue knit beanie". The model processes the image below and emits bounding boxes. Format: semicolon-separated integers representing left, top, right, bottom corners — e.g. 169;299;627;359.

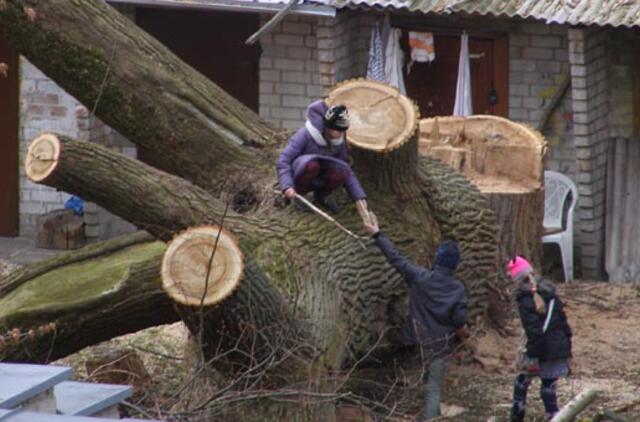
434;240;460;270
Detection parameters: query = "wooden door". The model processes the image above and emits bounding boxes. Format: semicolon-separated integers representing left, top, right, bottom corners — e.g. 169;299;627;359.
136;9;260;112
403;33;508;118
0;37;19;237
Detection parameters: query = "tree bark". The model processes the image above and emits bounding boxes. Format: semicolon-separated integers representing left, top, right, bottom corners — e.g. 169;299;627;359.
486;190;544;270
0;238;178;363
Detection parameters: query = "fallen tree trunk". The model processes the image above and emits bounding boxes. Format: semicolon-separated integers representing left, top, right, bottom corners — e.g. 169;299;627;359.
22;108;499;371
2;0;506;392
0;238;178;363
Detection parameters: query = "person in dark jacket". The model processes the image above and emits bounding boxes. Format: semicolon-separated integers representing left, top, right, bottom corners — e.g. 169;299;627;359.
508;256;573;422
364;213;468;420
276;99;369;218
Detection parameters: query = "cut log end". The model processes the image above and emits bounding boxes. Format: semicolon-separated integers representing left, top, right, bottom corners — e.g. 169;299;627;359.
327;79;419;153
25;132;61;183
161;225;243;307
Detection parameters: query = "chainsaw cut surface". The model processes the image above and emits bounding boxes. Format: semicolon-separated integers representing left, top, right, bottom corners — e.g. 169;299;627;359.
161;225;243;306
327;79;419;152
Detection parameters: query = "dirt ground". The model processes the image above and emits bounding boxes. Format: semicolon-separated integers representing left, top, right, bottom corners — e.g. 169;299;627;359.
3;257;640;421
446;282;640;421
52;282;640;421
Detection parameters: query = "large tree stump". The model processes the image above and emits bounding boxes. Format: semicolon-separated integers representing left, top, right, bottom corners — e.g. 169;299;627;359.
419;115;547;271
36;209;85;250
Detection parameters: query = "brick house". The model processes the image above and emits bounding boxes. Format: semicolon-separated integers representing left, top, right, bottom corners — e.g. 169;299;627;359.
1;0;638;281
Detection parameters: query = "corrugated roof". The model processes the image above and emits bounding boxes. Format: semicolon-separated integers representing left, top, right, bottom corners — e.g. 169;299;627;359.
327;0;640;28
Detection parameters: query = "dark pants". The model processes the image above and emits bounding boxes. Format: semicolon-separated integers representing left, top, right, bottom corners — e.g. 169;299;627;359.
511;373;559;421
424;355;449;419
294;160;348;198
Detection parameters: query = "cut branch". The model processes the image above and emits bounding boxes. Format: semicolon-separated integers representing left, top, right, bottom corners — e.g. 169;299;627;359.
163;226;315;381
550;388;599;422
161;225;244;307
25;132;265;242
0;0;276;193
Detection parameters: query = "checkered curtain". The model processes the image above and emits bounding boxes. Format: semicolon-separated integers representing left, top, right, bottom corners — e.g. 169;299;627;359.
366;22;385;81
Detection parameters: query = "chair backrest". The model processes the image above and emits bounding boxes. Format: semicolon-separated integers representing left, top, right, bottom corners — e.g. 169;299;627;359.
544;170;578;230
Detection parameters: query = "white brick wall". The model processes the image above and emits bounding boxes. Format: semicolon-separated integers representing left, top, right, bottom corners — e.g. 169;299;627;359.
19;58;78;237
259;14;321;129
317;11;370;90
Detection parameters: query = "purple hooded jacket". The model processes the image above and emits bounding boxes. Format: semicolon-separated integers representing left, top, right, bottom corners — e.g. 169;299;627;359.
276;100;367;201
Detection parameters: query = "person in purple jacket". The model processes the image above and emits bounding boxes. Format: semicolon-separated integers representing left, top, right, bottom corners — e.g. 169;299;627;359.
276;99;369;218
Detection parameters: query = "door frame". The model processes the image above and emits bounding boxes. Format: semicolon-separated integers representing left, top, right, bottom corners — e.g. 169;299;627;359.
393;21;509;117
0;38;20;237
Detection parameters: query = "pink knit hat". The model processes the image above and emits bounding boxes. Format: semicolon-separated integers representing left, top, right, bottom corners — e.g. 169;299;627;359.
507;256;533;280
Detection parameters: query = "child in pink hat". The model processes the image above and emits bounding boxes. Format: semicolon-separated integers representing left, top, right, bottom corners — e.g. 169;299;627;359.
507;256;573;422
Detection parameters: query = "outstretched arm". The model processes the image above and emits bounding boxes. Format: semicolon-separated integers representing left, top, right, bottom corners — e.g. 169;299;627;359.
364;213;424;285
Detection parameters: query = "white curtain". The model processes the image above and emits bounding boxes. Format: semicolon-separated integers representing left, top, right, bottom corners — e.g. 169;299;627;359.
453;31;473;116
384;28;406;95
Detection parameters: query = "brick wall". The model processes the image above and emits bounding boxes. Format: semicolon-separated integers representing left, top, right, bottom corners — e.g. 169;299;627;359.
18;59;79;237
508;22;576;178
568;27;610;279
317;11;372;90
259;14;322;129
258;10;374;130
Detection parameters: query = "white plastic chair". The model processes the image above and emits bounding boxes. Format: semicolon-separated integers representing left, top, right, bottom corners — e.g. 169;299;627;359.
542;171;578;283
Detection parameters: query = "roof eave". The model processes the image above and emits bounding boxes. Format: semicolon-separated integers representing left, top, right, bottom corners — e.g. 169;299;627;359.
107;0;337;17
